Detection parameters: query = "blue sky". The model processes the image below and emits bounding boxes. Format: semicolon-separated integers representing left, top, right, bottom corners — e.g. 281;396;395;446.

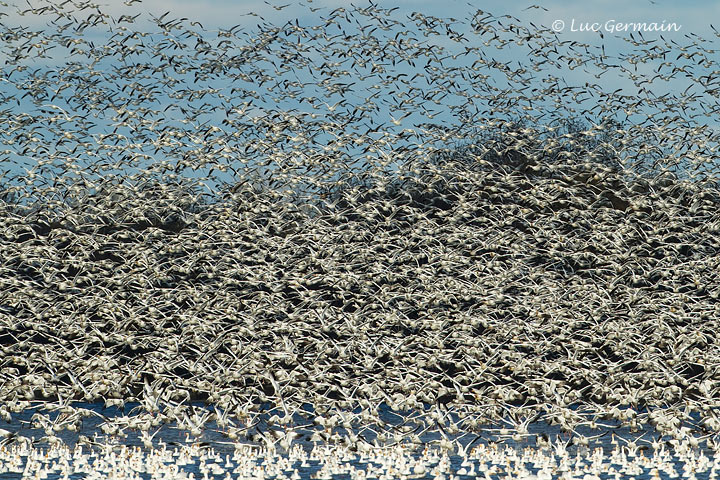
1;0;719;194
77;0;718;38
5;0;716;60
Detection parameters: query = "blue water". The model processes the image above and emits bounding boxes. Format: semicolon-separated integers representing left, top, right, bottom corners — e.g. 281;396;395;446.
0;402;715;479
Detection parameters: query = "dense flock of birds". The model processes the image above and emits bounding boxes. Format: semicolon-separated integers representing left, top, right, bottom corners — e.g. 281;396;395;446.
1;0;720;462
3;437;720;480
